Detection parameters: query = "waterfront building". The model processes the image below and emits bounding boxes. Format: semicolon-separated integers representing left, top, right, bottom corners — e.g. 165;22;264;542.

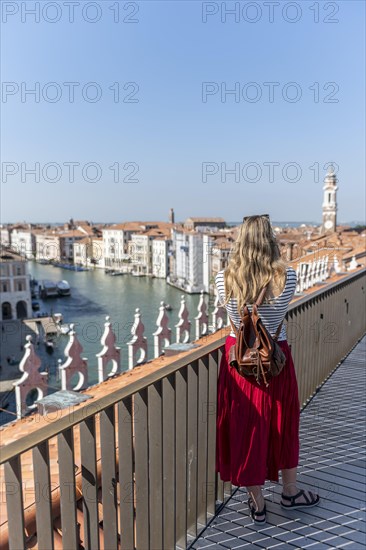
129;227;172;276
10;226;38;259
0;225;11;247
102;222;147;269
152;238;170;278
202;232;235;293
129;233;153;275
168;229;204;293
0;248;31;320
35;231;62;262
103;222;174;272
59;230;90;262
73;237;104;268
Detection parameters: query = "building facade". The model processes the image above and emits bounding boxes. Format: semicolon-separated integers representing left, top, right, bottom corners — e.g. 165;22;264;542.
169;229;204;293
0;249;31;320
152;239;169;278
35;232;62;262
129;234;152;275
0;226;11;247
102;223;146;269
10;228;35;259
202;234;232;293
73;237;104;268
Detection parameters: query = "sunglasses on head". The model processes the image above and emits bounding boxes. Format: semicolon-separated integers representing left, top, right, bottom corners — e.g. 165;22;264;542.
243;214;270;221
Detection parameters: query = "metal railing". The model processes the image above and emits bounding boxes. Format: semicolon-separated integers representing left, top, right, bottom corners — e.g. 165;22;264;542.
0;268;365;550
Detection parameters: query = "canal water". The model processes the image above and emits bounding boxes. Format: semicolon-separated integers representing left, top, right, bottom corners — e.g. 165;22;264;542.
29;262;203;383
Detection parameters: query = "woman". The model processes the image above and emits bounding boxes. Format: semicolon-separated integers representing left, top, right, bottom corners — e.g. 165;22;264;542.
215;215;320;524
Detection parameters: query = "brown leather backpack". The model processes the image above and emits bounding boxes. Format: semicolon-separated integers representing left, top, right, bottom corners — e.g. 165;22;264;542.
228;285;287;387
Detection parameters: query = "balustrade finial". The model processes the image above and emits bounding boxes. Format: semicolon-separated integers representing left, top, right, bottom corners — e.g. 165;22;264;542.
175;295;191;344
212;293;227;331
127;308;147;369
59;324;88;391
13;334;48;419
195;290;208;340
96;315;121;382
153;301;172;357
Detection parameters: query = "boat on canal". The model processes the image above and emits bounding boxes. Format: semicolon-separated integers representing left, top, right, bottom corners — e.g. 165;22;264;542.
40;279;71;298
57;280;71;296
40;280;58;298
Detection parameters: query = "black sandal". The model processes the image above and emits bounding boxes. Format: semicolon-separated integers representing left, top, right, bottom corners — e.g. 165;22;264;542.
280;488;320;509
248;496;267;524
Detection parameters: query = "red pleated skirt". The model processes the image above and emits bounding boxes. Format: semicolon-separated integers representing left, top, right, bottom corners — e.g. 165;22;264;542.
216;335;300;486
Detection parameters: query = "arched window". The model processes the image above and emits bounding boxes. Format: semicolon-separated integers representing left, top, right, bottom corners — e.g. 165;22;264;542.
16;300;27;319
1;302;12;320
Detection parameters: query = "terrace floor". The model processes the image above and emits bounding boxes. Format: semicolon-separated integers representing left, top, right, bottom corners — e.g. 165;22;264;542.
190;335;366;550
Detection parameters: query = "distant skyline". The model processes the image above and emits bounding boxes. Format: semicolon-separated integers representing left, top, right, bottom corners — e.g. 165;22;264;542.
1;1;365;223
3;218;365;228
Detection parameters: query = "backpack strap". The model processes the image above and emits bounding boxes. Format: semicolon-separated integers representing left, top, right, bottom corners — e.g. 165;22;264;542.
229;317;239;337
255;284;285;341
255;285;269;306
273;318;284;341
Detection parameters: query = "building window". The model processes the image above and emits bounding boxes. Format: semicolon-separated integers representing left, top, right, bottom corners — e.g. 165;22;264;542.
17;283;23;291
328;193;331;202
2;283;8;292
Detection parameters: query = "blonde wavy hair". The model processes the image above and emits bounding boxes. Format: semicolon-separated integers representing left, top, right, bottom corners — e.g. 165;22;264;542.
222;215;288;314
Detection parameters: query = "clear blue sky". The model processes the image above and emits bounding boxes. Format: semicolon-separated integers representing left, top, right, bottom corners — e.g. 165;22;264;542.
1;0;365;224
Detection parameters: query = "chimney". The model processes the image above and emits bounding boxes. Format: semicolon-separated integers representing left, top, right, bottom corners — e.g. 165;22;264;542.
169;208;175;224
286;242;295;261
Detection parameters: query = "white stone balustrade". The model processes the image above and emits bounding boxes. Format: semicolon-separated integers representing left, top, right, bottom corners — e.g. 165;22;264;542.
303;265;308;289
96;316;121;382
295;253;336;294
333;255;341;274
195;291;208;340
13;335;48;419
299;263;307;292
323;256;329;280
153;301;172;358
315;259;322;283
59;324;88;391
127;308;148;369
349;256;358;270
295;265;301;293
175;295;191;343
311;261;318;286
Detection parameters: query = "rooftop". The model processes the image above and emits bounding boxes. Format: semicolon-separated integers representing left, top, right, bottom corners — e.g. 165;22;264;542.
0;249;25;262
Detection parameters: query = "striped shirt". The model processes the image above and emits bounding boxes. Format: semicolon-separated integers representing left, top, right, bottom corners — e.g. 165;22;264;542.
215;267;297;341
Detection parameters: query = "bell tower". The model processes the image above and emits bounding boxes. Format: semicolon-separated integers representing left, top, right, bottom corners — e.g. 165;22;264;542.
322;166;338;233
